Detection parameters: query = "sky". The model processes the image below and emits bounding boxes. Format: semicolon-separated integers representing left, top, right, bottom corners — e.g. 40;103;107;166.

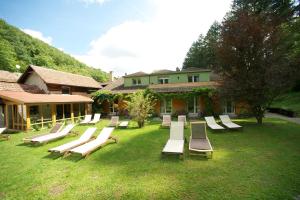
0;0;233;76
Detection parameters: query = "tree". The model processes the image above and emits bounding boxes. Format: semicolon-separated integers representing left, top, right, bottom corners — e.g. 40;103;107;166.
126;91;156;128
183;22;221;69
214;0;299;124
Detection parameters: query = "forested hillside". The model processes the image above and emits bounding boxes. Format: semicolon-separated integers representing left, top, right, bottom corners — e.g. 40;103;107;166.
0;19;107;82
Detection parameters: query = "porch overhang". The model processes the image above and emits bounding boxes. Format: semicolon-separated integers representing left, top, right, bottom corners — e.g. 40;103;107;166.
0;91;93;104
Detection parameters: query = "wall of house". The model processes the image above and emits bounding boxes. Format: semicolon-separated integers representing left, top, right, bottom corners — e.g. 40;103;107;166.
124;76;149;87
124;71;211;87
172;99;186;114
24;72;48;93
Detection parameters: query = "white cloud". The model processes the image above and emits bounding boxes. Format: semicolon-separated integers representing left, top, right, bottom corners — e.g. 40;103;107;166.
79;0;109;5
75;0;233;76
22;29;53;45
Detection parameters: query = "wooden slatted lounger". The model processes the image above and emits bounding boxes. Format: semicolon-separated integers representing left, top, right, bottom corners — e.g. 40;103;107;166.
80;115;92;125
67;127;117;158
48;127;97;155
88;114;101;124
30;124;76;144
23;123;63;143
108;116;119;127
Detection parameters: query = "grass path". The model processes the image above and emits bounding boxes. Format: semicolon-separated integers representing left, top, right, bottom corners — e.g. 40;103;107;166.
0;118;299;200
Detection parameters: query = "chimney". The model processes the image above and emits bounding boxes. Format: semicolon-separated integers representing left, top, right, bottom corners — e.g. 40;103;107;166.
176;67;180;72
109;71;113;82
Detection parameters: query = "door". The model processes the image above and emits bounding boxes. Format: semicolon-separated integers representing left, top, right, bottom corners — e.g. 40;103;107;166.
0;105;4;128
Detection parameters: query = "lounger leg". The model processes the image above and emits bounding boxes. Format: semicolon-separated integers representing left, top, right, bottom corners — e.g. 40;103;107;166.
110;136;118;143
210;151;213;159
63;152;71;158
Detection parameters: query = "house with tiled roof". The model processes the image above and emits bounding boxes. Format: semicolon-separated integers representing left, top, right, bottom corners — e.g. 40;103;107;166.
0;66;101;131
101;67;238;117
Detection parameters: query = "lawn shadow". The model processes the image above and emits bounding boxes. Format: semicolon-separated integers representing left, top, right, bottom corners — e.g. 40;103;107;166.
43;153;62;160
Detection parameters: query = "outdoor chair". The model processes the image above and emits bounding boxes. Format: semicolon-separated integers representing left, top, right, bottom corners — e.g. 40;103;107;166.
0;127;9;140
23;123;63;143
88;113;101;124
67;127;117;158
48;127;97;155
30;124;76;144
204;116;225;130
80;114;92;124
189;122;213;158
219;115;242;129
108;116;119;127
161;115;171;127
162;121;185;158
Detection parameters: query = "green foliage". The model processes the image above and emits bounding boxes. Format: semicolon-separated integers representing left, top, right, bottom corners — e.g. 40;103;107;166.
0;19;108;82
183;21;221;69
126;91;156;128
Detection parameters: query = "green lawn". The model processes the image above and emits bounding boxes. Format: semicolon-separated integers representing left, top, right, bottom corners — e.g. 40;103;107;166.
271;92;300;116
0;118;300;200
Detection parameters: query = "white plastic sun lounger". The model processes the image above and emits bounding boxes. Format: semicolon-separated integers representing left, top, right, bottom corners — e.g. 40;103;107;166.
161;115;171;127
178;115;188;126
80;115;92;124
119;121;129;128
204;116;225;130
23;123;64;143
48;127;97;154
68;127;116;158
219;115;242;129
162;122;185;156
31;124;76;144
88;114;101;124
108;116;119;127
0;127;9;140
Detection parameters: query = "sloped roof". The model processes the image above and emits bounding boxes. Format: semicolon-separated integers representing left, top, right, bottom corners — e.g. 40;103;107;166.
151;69;175;75
0;91;93;104
0;70;21;83
123;71;148;77
18;65;101;89
0;82;44;93
181;67;211;72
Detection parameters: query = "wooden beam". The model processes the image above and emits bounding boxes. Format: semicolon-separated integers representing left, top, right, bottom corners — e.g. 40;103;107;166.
51;104;56;126
71;104;74;123
85;103;88;115
5;104;8;128
12;105;15;129
39;105;44;129
26;105;30;131
21;105;24;130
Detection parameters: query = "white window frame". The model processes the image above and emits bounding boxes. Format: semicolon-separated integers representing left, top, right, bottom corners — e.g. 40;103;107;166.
188;75;199;83
158;77;169;84
187;97;199;114
223;100;235;114
160;98;172;114
132;78;142;86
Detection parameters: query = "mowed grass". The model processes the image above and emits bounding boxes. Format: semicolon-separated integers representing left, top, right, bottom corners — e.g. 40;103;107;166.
0;118;299;200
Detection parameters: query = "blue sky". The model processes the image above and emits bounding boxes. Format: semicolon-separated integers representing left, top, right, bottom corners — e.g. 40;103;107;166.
0;0;232;76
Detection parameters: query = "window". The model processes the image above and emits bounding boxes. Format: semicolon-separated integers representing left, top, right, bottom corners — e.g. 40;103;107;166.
30;105;40;123
188;75;199;83
160;98;172;113
132;78;142;85
158;77;169;84
223;100;235;114
62;86;71;95
187;97;199;113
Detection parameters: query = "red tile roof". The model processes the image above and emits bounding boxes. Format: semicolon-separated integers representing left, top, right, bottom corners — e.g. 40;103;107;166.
0;70;20;83
19;65;101;89
0;82;44;93
0;91;93;104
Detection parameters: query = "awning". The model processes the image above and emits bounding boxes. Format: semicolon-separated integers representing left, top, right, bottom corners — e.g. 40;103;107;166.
0;91;93;104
